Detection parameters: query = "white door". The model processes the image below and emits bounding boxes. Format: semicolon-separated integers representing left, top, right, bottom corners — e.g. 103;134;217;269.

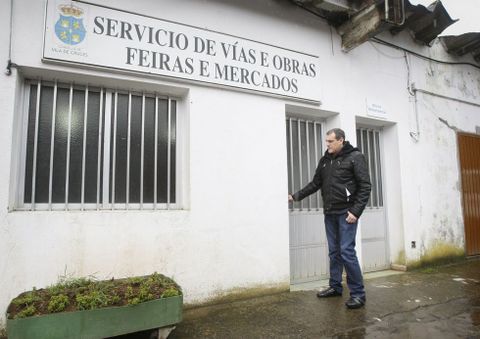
286;116;328;284
356;127;390;272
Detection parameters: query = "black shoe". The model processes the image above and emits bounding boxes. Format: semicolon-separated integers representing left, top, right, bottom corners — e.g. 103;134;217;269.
345;297;365;309
316;287;342;298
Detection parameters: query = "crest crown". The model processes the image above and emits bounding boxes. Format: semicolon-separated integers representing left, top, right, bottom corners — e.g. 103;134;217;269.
59;4;83;17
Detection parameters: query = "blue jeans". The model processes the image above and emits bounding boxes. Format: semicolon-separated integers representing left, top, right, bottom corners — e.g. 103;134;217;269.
325;212;365;300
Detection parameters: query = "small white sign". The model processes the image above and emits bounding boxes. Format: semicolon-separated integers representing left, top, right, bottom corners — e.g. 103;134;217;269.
366;99;387;119
43;0;321;103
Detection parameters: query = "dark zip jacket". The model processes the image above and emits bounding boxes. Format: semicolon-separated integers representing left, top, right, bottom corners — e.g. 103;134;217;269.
292;141;371;218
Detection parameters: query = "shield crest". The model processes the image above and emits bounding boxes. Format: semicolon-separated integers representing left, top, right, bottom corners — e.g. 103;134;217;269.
55;14;86;45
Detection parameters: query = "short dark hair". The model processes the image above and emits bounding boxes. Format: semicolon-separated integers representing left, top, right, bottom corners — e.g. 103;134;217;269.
326;128;345;141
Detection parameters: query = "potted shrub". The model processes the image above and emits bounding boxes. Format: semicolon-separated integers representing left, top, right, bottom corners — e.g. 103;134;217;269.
6;273;182;339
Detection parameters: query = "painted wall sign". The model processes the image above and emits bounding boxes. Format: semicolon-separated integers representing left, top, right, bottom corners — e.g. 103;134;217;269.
366;99;387;119
43;1;321;103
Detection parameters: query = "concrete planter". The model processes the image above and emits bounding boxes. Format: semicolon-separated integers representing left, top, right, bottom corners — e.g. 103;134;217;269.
7;295;182;339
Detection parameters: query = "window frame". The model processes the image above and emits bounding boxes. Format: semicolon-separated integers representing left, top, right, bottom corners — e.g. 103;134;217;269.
13;79;183;211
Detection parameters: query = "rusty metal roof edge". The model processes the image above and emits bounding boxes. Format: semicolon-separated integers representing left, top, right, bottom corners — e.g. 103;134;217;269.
402;0;458;45
440;33;480;61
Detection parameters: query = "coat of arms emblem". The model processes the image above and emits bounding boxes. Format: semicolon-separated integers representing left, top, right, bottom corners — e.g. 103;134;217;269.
55;4;86;45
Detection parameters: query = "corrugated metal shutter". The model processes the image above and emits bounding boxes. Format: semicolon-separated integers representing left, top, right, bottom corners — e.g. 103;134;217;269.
458;133;480;256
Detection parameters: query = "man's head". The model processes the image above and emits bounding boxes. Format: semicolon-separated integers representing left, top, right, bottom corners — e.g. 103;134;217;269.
326;128;345;155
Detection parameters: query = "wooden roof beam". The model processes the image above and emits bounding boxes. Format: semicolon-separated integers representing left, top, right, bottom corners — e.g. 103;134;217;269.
337;3;389;52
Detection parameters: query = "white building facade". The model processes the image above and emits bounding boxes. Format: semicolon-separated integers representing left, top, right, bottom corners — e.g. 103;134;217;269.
1;0;479;327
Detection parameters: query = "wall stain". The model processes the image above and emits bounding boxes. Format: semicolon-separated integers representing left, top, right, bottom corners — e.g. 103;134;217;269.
184;283;289;310
407;240;465;269
394;250;406;265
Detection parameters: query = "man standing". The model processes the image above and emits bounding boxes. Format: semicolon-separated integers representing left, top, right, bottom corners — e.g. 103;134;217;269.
288;128;371;309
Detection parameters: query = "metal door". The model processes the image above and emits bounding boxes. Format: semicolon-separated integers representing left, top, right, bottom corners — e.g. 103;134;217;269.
286;116;328;284
356;127;390;272
458;133;480;256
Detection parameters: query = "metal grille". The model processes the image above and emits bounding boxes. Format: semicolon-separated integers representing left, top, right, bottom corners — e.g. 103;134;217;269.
286;117;323;211
356;128;383;208
20;80;177;211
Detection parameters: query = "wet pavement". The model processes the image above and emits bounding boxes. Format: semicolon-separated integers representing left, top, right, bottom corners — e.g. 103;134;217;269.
170;259;480;338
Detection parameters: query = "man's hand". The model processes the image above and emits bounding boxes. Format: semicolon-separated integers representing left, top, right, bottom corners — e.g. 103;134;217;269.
288;194;294;202
346;211;357;224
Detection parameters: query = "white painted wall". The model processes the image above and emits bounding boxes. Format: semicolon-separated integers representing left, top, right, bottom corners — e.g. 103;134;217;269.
0;0;23;328
399;40;480;260
1;0;479;327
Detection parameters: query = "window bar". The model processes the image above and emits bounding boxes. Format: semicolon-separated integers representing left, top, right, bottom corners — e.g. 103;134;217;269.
370;130;377;208
17;86;32;208
358;128;363;153
377;131;384;206
373;131;380;208
313;122;320;209
366;129;373;207
166;97;171;210
373;131;382;207
31;81;42;210
359;129;368;207
48;81;58;210
102;91;112;209
97;89;104;208
111;91;118;209
154;95;158;210
297;119;303;210
360;128;365;153
126;92;132;210
288;118;294;210
321;123;325;206
305;121;311;210
65;84;74;210
81;85;89;210
140;93;145;209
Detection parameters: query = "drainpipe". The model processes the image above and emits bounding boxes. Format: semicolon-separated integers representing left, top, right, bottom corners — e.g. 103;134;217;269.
5;0;16;75
409;84;420;142
404;52;420;142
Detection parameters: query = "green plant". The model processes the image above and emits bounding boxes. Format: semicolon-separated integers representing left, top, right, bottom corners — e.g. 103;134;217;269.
125;286;139;305
138;285;154;302
16;305;36;318
11;292;41;307
126;277;143;285
127;297;141;305
76;290;110;310
162;288;180;298
47;277;92;296
47;294;69;313
8;273;182;319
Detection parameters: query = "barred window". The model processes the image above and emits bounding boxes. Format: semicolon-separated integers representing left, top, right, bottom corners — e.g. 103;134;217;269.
356;127;383;208
286;116;323;211
19;80;177;210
